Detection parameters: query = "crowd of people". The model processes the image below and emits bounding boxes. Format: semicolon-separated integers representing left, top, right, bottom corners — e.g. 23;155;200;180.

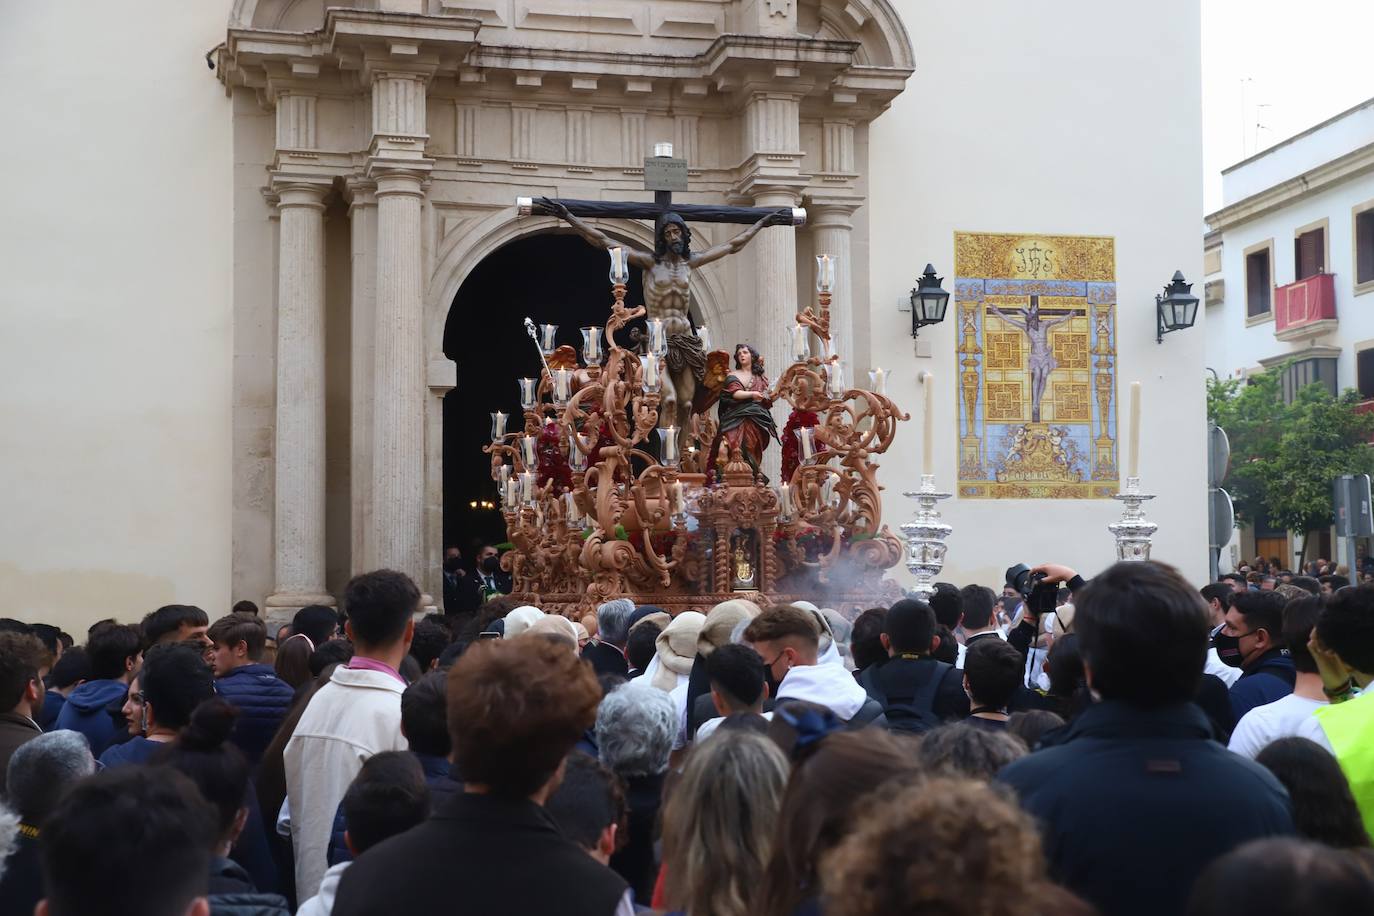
0;554;1372;915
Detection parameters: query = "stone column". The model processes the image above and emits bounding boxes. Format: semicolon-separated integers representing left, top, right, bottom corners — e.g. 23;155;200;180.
809;201;859;372
370;169;427;582
267;178;334;614
366;70;432;597
346;178;377;574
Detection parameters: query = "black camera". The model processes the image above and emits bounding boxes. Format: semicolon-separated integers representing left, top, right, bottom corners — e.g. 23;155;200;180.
1006;564;1059;616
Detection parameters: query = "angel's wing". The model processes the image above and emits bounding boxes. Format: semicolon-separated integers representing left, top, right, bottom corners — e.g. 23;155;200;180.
546;345;580;371
691;350;732;414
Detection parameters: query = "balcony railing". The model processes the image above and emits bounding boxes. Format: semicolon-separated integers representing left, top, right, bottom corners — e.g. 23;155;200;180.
1274;273;1337;341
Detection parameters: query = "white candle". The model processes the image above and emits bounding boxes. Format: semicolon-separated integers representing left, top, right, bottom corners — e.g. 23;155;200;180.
790;324;809;361
520;471;536;504
519;434;537;468
490;411;508;443
660;426;679;466
815;254;834;293
1128;380;1142;479
538;324;558;354
504;478;519;508
922;372;935;474
498;464;512;489
553;368;572;405
647;319;668;357
821;475;835;506
569;434;588;472
608;248;628;285
869;368;886;396
697;325;712;352
828;362;845;398
517;378;538;410
581;327;603;366
796;426;816;462
640;354;661;393
670;481;684;514
779;483;793;518
565;491;581;522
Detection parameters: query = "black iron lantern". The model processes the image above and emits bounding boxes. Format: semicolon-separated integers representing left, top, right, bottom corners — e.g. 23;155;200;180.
1156;270;1199;343
909;264;950;337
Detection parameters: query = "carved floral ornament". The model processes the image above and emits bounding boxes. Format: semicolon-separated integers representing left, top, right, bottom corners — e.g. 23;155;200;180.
486;260;909;617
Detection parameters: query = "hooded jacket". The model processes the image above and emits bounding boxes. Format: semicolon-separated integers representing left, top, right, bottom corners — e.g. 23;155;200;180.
53;679;128;751
776;662;872;722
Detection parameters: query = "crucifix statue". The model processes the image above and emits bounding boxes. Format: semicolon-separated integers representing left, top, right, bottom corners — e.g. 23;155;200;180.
988;295;1074;424
516;145;805;451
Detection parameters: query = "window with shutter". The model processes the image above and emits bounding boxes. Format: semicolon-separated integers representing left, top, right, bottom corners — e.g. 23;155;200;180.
1295;227;1325;280
1357;210;1374;287
1246;248;1271;317
1358;348;1374;399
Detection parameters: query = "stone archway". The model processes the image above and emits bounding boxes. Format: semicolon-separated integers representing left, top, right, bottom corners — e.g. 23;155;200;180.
422;215;734;580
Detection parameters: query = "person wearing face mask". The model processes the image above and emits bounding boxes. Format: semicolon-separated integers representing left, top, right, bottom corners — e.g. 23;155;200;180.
441;545;482;615
744;605;886;728
1217;591;1295;722
474;544;513;599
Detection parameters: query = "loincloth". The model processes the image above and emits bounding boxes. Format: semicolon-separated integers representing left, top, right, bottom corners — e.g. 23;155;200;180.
666;333;707;382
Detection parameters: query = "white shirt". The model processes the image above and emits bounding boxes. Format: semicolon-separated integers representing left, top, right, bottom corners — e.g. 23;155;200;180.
695;710;773;743
1228;693;1326;758
1205;646;1242;688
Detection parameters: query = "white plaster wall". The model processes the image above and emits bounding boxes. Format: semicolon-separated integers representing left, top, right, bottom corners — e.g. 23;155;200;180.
1207;174;1374;387
1222;99;1374;206
870;0;1208;588
0;2;233;633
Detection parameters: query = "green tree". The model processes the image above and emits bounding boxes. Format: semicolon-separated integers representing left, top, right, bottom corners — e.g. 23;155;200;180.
1208;369;1374;563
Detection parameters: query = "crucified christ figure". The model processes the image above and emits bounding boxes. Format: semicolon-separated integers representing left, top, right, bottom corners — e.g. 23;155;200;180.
988;295;1075;423
540;198;786;451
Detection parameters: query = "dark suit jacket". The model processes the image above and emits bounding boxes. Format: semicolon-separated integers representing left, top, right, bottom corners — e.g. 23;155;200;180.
583;640;630;678
332;793;627;916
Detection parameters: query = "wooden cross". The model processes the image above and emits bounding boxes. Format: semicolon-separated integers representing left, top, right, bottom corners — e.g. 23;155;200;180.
517;145;805;229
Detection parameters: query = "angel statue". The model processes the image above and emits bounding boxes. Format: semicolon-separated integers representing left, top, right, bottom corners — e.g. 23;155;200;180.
695;343;780;483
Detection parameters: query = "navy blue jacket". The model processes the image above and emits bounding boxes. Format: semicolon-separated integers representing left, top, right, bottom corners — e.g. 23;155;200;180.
54;679;128;751
1228;650;1296;721
97;735;164;769
39;690;65;731
997;701;1295;916
214;664;295;766
327;753;462;866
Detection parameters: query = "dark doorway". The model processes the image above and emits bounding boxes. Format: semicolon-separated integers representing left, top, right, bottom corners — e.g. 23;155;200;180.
442;231;649;557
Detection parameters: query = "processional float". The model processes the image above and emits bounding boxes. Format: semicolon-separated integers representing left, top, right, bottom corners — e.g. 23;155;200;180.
484;247;911;617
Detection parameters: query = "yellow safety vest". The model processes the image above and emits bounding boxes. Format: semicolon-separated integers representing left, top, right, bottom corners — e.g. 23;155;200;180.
1313;690;1374;840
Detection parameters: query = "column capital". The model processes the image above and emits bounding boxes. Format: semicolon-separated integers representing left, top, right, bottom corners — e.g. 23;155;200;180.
344;175;378;211
368;164;431;197
805;196;862;229
269;174;331;210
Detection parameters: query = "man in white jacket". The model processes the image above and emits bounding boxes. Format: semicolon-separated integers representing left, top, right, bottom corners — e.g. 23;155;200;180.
744;604;882;726
297;751;431;916
285;570;417;899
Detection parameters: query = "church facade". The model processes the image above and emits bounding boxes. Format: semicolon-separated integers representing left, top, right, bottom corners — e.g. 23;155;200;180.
0;0;1208;631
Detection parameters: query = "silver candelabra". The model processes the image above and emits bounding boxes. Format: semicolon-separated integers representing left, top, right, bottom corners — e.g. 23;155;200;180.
902;474;953;598
1109;476;1157;561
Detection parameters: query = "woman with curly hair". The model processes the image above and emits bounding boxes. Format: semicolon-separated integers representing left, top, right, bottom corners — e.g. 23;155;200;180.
821;777;1091;916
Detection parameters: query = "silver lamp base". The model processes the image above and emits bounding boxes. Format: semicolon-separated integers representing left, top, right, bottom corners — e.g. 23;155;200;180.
1109;476;1158;562
901;474;953;599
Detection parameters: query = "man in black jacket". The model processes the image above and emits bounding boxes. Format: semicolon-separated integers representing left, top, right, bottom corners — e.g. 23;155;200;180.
859;598;968;732
333;638;629;916
997;561;1295;916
